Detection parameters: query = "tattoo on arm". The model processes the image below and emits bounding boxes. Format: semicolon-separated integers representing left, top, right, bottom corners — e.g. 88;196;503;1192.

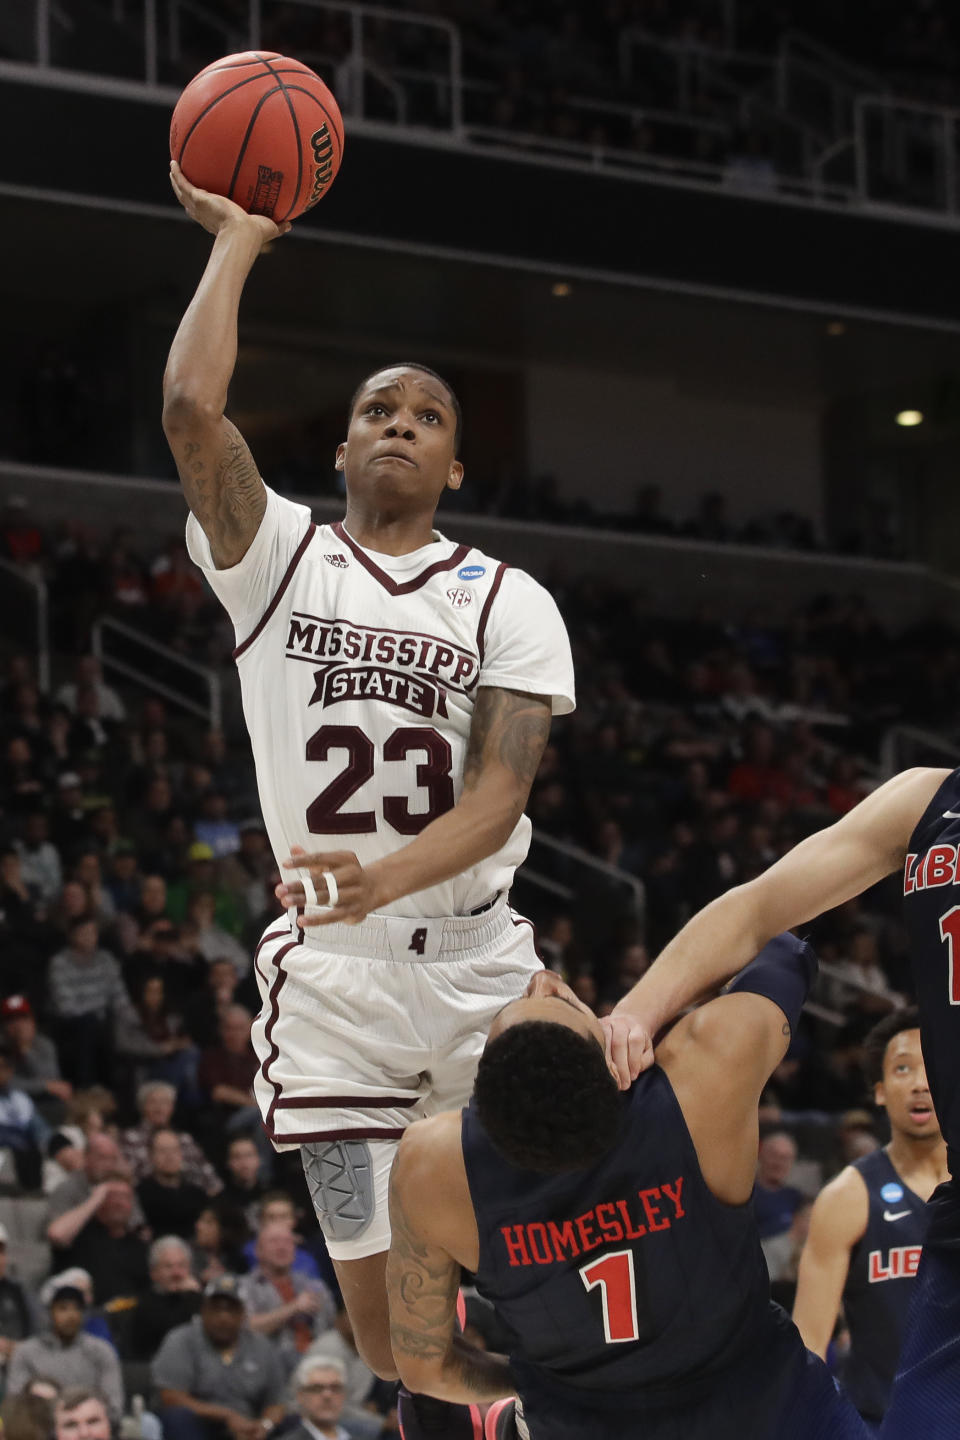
172;418;267;568
464;688;552;797
387;1172;460;1364
387;1173;516;1400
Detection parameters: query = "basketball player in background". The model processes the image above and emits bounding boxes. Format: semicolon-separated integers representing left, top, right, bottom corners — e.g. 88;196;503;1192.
793;1010;947;1434
164;163;574;1439
603;764;960;1440
387;936;871;1438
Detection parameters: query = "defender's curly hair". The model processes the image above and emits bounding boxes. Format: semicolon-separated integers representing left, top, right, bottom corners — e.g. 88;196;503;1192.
864;1006;922;1086
474;1020;623;1174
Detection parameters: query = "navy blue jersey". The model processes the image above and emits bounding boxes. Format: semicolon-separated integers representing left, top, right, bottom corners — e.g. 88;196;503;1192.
903;769;960;1173
840;1149;928;1419
462;1064;825;1436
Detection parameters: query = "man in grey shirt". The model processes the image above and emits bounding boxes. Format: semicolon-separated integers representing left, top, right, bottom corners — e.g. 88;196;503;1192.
2;994;72;1125
240;1221;335;1376
152;1275;286;1440
48;1132;145;1248
5;1283;124;1422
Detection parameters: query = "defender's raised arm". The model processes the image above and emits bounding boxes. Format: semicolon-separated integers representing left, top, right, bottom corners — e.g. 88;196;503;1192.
162;164;288;569
604;766;949;1083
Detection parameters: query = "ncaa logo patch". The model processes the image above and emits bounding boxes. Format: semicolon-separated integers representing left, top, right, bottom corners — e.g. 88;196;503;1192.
447;588;473;608
457;565;486;581
881;1183;905;1204
324;553;350;569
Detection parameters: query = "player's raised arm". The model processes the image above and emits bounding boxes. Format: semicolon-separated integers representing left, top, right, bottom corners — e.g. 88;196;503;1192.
162;164;289;569
604;766;950;1084
792;1170;868;1359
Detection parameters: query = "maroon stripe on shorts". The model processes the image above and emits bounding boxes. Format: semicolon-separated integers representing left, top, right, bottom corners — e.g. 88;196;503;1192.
260;935;304;1138
275;1094;419;1109
267;1126;407;1144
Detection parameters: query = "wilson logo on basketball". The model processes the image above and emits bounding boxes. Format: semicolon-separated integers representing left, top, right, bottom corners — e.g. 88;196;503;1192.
446;588;473;608
306;125;335;210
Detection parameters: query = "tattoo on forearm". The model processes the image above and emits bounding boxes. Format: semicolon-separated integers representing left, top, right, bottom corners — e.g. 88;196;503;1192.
464;688;552;792
387;1174;459;1360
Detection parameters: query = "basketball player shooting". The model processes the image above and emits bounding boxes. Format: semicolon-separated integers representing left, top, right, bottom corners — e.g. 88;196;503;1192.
163;164;575;1438
605;765;960;1440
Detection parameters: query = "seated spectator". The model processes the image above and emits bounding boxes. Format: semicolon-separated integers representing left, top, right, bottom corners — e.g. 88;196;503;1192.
241;1195;321;1280
39;1270;112;1348
152;1275;285;1440
13;811;63;906
114;976;198;1098
120;1081;221;1193
60;1180;149;1305
104;845;141;916
193;795;240;861
128;1236;202;1362
191;1203;250;1285
47;917;134;1088
54;1387;112;1440
136;1130;208;1240
753;1130;807;1242
307;1304;385;1440
55;658;126;725
0;1038;48;1191
829;927;904;1016
289;1355;362;1440
48;1133;140;1250
219;1135;266;1229
167;844;242;940
240;1222;335;1375
1;1390;56;1440
3;995;73;1126
45;1133;86;1195
219;823;274;927
0;1221;40;1374
182;960;242;1051
5;1284;123;1423
187;892;249;977
197;1005;262;1148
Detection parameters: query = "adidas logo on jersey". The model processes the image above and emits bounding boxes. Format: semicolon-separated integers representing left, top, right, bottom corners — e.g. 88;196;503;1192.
323;553;350;568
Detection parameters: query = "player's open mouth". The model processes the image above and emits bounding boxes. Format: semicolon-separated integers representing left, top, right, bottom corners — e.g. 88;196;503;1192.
910;1107;932;1121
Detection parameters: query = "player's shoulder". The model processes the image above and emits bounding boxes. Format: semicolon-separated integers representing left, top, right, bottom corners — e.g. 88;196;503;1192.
809;1163;870;1243
394;1111;460;1180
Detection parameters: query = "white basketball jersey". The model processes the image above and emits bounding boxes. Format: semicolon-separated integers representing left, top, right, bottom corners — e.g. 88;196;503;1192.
187;486;575;918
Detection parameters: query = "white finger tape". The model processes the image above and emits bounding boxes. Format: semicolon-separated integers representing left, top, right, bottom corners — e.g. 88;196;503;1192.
323;870;339;908
300;872;319;909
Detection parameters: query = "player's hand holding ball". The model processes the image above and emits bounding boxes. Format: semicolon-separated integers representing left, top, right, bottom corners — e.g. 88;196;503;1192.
601;1011;655;1089
170;161;289;248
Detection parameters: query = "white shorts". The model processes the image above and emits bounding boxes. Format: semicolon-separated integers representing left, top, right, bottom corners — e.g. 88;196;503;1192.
250;894;540;1259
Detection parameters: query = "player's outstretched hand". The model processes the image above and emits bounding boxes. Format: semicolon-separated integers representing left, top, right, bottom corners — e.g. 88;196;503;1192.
277;844;376;927
169;161;291;245
600;1012;654;1090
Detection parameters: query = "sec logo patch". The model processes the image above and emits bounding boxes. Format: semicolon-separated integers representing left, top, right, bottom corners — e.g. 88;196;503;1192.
447;588;473;608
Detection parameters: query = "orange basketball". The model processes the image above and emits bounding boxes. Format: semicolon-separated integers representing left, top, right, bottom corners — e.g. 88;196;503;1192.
170;51;344;222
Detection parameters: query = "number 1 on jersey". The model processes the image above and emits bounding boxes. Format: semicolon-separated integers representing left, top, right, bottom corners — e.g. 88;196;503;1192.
939;905;960;1004
579;1250;640;1344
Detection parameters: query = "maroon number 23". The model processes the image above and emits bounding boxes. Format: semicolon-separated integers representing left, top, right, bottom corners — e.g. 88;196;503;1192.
305;724;455;836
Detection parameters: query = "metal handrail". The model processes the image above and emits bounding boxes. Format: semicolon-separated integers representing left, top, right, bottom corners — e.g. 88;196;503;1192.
0;559;50;692
531;828;645;919
91;615;222;729
880;724;957;779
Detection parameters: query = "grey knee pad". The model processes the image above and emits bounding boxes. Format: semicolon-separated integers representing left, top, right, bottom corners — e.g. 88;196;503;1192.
301;1139;375;1242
